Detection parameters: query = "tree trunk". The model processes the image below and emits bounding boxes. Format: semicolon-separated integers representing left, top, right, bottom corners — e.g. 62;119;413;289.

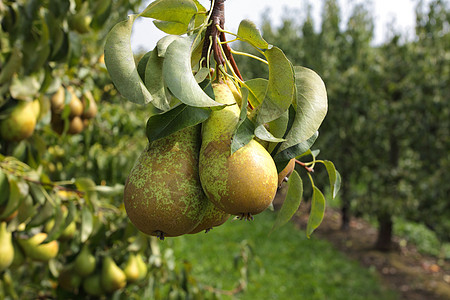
375;214;393;251
340;181;350;231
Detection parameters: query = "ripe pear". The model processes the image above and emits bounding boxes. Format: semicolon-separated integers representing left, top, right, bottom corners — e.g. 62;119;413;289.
68;116;84;134
124;125;209;239
189;201;230;234
16;232;59;262
83;272;104;296
278;158;296;186
81;90;98;119
74;245;96;277
199;81;278;219
101;256;127;293
123;253;140;283
67;86;83;117
0;100;37;141
0;222;14;271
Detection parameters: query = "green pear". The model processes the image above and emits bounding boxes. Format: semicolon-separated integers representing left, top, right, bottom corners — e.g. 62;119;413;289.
83;272;104;296
74;245;96;277
0;100;37;141
135;253;148;281
123;253;140;283
10;239;25;267
101;256;127;293
0;222;14;271
124;125;209;239
16;232;59;262
199;81;278;219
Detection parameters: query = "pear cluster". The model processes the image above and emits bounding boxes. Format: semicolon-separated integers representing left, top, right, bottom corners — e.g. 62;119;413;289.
50;86;97;135
124;79;287;239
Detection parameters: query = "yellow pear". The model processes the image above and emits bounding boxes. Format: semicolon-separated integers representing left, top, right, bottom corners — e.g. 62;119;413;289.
81;90;98;119
123;253;140;283
199;81;278;219
0;100;37;141
0;222;14;271
189;201;230;234
135;253;148;281
16;232;59;262
51;86;65;112
66;86;83;117
124;125;208;239
101;256;127;293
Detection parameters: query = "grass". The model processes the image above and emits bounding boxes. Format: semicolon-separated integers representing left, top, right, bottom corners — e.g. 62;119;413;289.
158;211;398;300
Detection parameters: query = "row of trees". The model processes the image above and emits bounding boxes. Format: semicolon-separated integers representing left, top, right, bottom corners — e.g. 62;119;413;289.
237;0;449;250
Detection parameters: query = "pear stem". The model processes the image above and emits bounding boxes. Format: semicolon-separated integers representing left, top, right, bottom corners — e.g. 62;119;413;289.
295;160;314;173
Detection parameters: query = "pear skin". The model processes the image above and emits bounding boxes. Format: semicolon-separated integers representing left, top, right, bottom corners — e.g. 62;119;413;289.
124;125;208;239
16;232;59;262
0;100;37;141
0;222;14;271
101;256;127;293
199;82;278;218
74;245;96;277
189;201;230;234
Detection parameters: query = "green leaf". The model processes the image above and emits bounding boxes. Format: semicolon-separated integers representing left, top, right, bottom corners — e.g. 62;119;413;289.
273;132;319;171
146;103;210;142
156;35;180;57
0;49;23;85
257;47;295;125
75;178;98;210
140;0;197;27
137;51;152;82
104;15;155;108
44;204;64;242
9;74;42;101
153;20;189;35
145;49;170;111
80;206;93;243
306;186;326;238
254;124;285;143
0;176;27;220
0;170;9;206
245;78;268;108
279;66;328;152
322;160;341;199
270;170;303;233
163;36;223;109
237;19;270;50
231;88;254;154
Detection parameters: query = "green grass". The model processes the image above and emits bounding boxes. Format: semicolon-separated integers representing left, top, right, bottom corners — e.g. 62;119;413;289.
159;211;398;300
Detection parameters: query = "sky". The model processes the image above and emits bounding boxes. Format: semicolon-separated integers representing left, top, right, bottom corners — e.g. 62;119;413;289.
130;0;428;52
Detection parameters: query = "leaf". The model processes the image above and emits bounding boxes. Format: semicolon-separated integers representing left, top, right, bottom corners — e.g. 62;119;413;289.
279;66;328;152
0;49;23;85
80;206;93;243
0;170;9;206
163;36;223;109
75;178;98;210
322;160;341;199
9;74;42;101
254;124;285;143
104;15;154;107
153;20;189;35
270;170;303;233
257;47;295;125
0;176;27;220
231;88;254;154
156;35;180;57
306;186;326;238
245;78;268;108
145;49;171;110
44;204;64;242
140;0;198;26
238;19;270;50
137;51;152;82
146;103;210;142
273;132;319;171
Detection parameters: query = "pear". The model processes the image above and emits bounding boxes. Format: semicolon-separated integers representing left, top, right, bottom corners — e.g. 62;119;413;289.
81;90;98;119
16;232;59;262
0;100;37;141
66;86;84;117
189;201;230;234
68;116;84;134
124;125;208;239
51;86;65;112
123;253;140;283
199;81;278;219
83;272;104;296
135;253;148;280
74;245;96;277
278;158;296;186
10;240;25;267
58;264;82;292
0;222;14;271
101;256;127;293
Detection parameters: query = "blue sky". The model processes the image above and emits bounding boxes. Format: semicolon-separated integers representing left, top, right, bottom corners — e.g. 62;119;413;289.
131;0;428;52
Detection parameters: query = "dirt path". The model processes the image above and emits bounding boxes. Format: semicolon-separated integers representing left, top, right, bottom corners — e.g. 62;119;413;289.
292;207;450;300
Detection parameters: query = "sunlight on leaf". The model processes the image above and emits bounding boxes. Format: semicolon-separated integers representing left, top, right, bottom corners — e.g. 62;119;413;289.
306;186;326;238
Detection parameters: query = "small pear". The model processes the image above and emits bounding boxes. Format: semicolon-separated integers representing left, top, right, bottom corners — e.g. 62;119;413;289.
51;86;65;112
0;100;37;141
16;232;59;262
58;264;82;292
124;125;208;239
66;86;83;117
101;256;127;293
74;245;96;277
0;222;14;271
82;272;104;296
81;90;98;119
135;253;148;281
199;81;278;219
68;116;84;134
123;253;140;283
